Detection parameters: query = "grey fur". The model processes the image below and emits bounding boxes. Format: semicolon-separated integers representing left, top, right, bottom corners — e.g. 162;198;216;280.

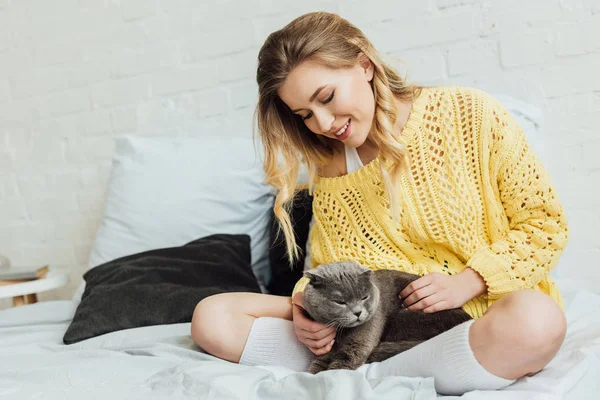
302;261;472;373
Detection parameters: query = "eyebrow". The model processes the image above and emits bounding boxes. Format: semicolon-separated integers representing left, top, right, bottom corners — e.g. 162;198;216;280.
291;85;327;113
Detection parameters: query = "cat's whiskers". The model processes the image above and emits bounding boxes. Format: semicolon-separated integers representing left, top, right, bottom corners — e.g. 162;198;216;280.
325;320;338;329
335;323;348;337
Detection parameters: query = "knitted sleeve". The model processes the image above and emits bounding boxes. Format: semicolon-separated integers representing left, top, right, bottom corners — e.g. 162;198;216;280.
466;93;569;299
291;276;309;298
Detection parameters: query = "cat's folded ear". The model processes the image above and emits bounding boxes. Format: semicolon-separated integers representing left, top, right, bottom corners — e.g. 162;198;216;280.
304;270;324;288
360;267;373;276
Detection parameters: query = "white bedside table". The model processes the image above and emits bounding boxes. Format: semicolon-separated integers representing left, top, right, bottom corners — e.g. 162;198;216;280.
0;269;70;307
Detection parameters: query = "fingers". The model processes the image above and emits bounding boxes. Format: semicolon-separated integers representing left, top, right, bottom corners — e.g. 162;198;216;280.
399;274;433;300
298;325;335;355
292;304;336;355
295;317;335;341
423;300;449;313
304;325;336;339
291;291;338;355
292;305;331;334
406;292;445;312
402;284;436;308
298;321;335;355
309;339;335;355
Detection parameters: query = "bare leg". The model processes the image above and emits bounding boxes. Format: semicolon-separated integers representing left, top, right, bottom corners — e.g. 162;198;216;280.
191;292;293;363
470;289;567;380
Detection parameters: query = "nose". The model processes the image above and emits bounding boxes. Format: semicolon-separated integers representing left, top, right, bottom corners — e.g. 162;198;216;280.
354;310;362;318
314;109;335;135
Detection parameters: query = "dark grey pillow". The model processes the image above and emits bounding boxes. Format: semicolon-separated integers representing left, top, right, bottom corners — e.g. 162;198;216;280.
63;234;260;344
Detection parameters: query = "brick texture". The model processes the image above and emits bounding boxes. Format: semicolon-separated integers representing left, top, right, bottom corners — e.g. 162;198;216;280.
0;0;598;308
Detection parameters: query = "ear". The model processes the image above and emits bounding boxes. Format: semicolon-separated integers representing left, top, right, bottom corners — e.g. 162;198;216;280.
357;52;374;82
304;270;324;287
358;265;373;280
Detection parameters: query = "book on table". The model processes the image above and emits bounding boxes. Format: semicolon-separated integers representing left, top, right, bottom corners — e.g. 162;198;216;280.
0;265;49;281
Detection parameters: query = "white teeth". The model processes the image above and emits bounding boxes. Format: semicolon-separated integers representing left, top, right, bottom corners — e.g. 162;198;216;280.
335;121;350;136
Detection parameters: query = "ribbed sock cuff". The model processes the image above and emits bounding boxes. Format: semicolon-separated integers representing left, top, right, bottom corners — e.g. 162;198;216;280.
361;320;515;395
239;317;280;366
437;320;515;395
238;317;314;372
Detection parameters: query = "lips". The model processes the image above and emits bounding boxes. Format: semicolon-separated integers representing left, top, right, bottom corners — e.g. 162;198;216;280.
334;119;351;141
333;119;350;137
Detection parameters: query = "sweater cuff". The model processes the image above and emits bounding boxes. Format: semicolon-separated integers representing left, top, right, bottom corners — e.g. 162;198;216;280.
291;276;309;299
466;246;516;299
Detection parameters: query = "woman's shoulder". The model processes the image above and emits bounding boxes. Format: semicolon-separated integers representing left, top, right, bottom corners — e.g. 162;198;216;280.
431;85;508;121
441;85;502;106
413;85;489;113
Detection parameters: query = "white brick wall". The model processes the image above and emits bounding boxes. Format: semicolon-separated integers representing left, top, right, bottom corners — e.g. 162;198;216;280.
1;0;599;308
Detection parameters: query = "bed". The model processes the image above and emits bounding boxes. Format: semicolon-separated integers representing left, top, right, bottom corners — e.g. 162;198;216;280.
0;278;599;399
1;97;598;399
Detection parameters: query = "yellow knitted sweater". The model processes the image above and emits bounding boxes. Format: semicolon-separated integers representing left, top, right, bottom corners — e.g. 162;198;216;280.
292;86;569;319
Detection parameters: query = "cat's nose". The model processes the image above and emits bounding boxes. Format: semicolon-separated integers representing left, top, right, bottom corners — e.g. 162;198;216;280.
354;310;362;318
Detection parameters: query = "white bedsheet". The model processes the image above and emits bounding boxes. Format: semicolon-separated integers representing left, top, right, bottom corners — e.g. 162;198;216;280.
0;281;598;400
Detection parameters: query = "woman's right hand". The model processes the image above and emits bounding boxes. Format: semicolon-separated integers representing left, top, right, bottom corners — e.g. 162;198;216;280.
292;291;336;355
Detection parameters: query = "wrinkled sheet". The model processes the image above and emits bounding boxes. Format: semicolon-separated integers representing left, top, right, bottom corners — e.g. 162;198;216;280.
0;281;598;399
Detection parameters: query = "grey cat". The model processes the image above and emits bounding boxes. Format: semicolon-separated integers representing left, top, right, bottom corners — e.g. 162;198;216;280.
301;261;472;374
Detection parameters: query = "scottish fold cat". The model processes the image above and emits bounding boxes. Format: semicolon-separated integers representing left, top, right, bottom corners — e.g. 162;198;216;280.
301;261;472;373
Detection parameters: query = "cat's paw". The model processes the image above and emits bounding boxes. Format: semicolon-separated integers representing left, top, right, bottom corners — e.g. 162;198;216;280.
308;359;329;374
327;360;361;371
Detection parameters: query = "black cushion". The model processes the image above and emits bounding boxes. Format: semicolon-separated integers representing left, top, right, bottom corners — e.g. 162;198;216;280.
63;233;260;344
267;189;313;296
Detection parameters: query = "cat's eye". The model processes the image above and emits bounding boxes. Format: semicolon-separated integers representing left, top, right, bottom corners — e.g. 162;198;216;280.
362;295;369;301
333;300;346;305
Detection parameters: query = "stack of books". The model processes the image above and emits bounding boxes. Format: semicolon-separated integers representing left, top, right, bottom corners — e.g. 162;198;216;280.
0;265;49;282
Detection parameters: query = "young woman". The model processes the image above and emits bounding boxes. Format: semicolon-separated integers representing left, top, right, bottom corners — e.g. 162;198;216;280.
191;11;569;395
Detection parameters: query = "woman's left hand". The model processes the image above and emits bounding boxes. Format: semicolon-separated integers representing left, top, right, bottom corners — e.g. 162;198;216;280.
399;268;487;313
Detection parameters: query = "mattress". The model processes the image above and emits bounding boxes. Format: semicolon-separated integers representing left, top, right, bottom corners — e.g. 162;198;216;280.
0;279;598;400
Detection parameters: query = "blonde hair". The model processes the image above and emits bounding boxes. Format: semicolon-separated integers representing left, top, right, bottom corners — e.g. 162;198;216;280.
254;11;423;263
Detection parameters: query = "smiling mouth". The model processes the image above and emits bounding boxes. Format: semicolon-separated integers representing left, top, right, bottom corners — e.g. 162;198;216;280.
334;119;350;137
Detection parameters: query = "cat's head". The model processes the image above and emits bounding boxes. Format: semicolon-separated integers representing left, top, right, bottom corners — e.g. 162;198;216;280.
302;261;380;328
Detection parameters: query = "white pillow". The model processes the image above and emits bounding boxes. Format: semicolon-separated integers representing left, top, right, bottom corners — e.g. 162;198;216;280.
73;134;274;301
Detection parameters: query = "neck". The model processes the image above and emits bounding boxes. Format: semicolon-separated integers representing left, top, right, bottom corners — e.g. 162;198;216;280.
362;95;414;151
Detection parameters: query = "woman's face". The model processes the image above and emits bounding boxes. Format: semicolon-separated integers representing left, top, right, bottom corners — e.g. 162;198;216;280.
277;56;375;148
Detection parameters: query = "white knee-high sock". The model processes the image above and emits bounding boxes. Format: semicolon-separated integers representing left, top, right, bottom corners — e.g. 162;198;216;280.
358;320;515;395
238;317;315;372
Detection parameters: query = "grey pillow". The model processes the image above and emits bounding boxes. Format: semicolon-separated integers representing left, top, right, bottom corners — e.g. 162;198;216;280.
63;234;261;344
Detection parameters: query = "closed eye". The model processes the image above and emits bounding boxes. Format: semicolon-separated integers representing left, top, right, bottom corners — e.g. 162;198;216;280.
301;91;335;120
362;295;369;301
333;299;346;305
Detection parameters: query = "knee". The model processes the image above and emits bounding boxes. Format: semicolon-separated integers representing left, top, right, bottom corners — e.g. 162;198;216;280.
494;290;566;352
191;294;233;355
